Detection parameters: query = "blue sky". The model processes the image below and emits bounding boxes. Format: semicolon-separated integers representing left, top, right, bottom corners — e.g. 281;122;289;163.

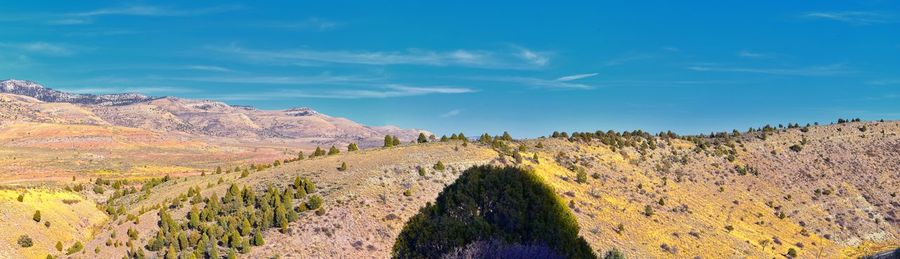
1;1;898;137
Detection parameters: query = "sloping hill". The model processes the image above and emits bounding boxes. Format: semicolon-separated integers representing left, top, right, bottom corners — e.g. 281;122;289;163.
58;121;898;258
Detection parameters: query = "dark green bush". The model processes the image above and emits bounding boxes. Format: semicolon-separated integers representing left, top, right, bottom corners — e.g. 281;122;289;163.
392;165;595;258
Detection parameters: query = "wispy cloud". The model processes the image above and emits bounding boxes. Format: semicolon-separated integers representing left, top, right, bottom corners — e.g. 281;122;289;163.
867;79;900;86
469;76;594;89
0;42;76;56
73;4;242;17
737;50;769;59
556;73;598;82
184;65;234;72
802;11;893;25
515;47;550;66
257;17;341;31
56;86;196;95
212;84;475;100
440;109;462;118
686;64;851;76
209;45;551;69
173;74;373;85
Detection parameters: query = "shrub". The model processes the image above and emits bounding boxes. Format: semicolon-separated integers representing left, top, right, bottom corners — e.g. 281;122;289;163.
789;144;803;152
17;235;33;247
56;241;63;251
433;161;445;171
313;146;326;156
787;248;798;258
33;210;41;222
392;165;595;258
66;241;83;255
417;133;428;143
384;135;395;147
403;189;412;196
418;167;426;176
348;143;359;151
643;205;654;217
338;162;348;171
575;168;588;184
603;248;625;259
307;195;324;210
17;193;24;202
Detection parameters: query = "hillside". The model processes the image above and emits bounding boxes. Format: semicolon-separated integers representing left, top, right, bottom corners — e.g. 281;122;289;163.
0;80;428;147
3;120;894;258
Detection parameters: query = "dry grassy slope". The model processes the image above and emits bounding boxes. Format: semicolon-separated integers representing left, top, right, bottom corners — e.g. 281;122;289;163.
0;122;291;185
35;121;900;258
79;142;497;258
517;121;899;258
0;189;108;259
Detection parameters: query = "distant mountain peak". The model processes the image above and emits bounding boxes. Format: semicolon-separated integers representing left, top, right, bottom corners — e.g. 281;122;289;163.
0;79;153;106
285;107;319;116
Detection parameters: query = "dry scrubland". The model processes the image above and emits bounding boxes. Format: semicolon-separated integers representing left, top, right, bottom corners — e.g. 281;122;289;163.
0;121;898;258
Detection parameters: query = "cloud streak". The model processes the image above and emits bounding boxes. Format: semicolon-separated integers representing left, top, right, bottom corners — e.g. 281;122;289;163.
469;76;594;89
802;11;893;25
556;73;598;81
209;45;551;70
73;5;242;17
440;109;462;118
0;42;76;56
212;84;475;100
686;64;851;76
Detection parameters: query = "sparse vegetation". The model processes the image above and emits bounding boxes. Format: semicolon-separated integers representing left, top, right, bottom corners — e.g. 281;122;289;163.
17;235;33;247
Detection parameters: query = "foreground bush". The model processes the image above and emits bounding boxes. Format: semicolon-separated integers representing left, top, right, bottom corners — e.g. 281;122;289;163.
393;165;595;258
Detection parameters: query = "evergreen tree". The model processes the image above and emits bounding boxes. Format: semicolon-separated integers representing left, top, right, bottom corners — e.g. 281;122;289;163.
450;133;458;140
384;135;394;148
252;229;264;246
33;210;41;222
433;161;445;171
313;146;326;156
298;151;305;160
328;145;340;155
348;143;359;151
417;133;428;143
215;166;222;174
56;241;63;252
339;162;348;171
502;131;513;141
189;206;201;229
165;245;178;259
392;136;401;146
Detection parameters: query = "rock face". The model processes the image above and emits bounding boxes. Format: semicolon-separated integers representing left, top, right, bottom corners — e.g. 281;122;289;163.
0;79;428;147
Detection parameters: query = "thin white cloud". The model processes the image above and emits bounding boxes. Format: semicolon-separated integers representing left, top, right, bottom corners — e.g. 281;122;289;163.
209;45;550;69
516;47;550;66
469;76;594;89
212;84;475;100
184;65;234;72
173;74;373;85
440;109;462;118
73;5;242;17
867;79;900;85
686;64;851;76
257;17;341;31
802;11;893;25
0;42;76;56
56;86;196;95
556;73;598;82
737;50;768;59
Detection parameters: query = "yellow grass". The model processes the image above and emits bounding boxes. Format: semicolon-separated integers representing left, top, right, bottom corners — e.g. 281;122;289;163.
0;189;107;259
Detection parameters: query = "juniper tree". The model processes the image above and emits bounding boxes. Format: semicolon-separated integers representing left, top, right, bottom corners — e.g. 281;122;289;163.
440;135;449;142
33;210;41;222
433;161;445;171
313;146;326;156
417;133;428;143
384;135;394;147
392;136;401;146
339;162;348;171
328;145;340;155
348;143;359;151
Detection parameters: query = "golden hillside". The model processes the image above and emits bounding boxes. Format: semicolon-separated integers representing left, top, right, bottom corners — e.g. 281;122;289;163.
1;121;897;258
